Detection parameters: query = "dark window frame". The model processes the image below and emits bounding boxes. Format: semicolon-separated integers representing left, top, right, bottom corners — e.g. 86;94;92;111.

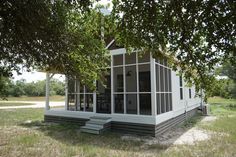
189;88;192;99
179;75;183;100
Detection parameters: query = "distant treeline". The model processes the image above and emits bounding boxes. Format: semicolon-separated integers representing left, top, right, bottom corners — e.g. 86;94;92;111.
4;79;65;97
211;79;236;99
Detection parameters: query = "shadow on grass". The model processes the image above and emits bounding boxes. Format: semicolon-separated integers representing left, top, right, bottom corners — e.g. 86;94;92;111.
19;113;204;153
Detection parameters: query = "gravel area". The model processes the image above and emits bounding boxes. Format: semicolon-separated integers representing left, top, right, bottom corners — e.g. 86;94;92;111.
122;116;218;146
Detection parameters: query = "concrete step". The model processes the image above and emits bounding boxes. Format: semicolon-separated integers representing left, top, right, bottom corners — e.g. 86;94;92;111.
90;116;111;123
86;120;107;125
80;116;111;135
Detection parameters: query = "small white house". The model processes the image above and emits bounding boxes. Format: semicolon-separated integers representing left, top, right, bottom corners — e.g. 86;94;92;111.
44;40;203;136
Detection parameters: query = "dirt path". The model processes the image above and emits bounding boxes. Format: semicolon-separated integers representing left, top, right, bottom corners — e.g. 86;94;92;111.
0;101;64;109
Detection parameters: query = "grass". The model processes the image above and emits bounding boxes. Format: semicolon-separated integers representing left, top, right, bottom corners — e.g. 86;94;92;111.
0;97;235;157
0;102;35;107
208;96;236;105
2;95;65;102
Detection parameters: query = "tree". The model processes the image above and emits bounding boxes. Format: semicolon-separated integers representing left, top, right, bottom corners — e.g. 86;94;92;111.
4;78;65;97
217;61;236;82
211;79;236;99
1;0;235;100
0;77;12;99
112;0;236;98
0;0;111;94
51;79;65;95
214;61;236;98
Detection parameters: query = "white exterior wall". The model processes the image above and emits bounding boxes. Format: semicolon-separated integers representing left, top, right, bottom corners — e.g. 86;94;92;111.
155;70;201;125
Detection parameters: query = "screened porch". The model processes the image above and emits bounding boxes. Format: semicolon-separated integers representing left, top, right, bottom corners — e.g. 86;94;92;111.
65;49;173;117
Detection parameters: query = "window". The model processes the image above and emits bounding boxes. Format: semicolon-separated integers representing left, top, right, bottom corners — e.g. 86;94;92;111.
189;88;192;99
180;75;183;100
179;75;183;86
156;59;173;115
180;88;183;100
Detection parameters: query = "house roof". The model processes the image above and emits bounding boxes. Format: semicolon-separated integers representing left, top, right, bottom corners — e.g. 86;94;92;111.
106;39;124;50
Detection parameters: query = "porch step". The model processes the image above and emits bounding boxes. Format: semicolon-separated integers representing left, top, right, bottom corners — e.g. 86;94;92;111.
80;116;111;135
89;116;111;123
86;120;107;125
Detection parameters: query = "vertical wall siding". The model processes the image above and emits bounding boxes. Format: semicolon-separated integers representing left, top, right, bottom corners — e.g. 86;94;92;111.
155;108;197;136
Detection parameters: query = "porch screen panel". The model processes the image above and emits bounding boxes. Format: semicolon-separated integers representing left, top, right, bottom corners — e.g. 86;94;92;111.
113;67;124;92
112;52;151;115
139;64;151;115
126;94;137;114
67;76;95;112
85;94;93;112
138;52;150;63
140;94;151;115
155;58;173;115
125;65;137;92
114;94;124;113
79;94;85;111
113;54;123;66
96;69;111;113
67;77;76;111
125;53;136;64
125;63;137;114
139;64;151;92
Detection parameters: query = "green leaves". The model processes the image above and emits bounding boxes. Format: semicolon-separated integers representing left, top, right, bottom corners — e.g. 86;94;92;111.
0;0;111;90
112;0;236;99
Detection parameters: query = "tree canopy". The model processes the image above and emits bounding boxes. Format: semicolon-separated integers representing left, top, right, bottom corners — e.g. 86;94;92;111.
0;0;111;88
112;0;235;97
0;0;235;99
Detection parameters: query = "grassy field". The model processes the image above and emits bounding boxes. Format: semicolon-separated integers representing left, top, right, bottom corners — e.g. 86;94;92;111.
2;95;65;102
208;96;236;104
0;102;35;107
0;97;235;157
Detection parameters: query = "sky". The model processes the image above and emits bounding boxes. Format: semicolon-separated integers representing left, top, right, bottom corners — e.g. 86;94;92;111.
13;70;65;83
12;0;112;83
